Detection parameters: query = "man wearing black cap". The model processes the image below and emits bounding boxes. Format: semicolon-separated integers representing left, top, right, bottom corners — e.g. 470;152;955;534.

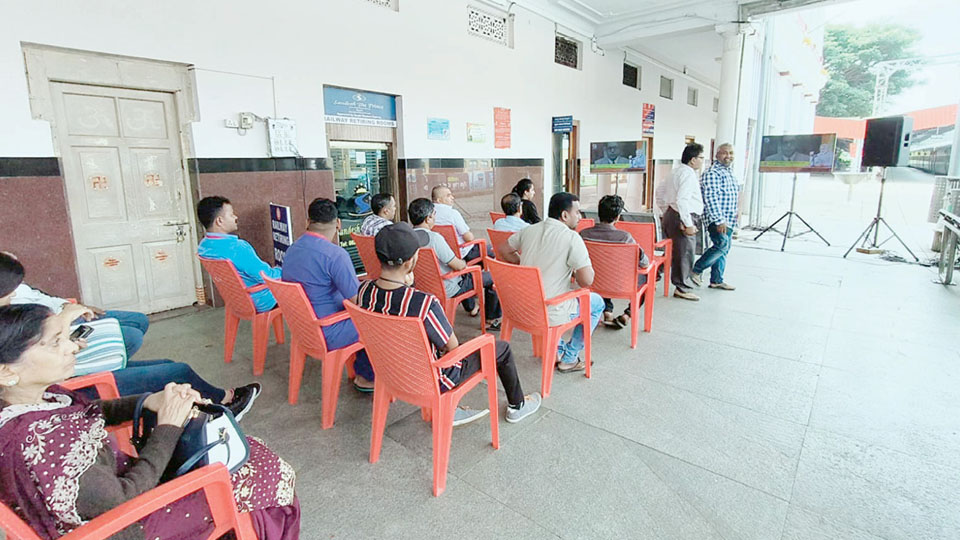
354;223;542;425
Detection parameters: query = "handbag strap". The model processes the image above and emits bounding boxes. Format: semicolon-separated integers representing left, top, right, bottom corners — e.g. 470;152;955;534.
130;393;151;451
174;431;228;477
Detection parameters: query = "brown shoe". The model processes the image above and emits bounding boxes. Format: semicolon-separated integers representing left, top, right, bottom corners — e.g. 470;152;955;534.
709;282;736;291
556;359;587;373
673;290;700;301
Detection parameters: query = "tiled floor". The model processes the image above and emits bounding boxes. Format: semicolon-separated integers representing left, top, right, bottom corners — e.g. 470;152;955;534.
133;216;960;539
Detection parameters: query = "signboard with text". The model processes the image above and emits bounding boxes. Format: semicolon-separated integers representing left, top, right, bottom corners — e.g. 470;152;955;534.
270;203;293;266
552;115;573;133
494;107;511;149
642;103;655;135
323;86;397;127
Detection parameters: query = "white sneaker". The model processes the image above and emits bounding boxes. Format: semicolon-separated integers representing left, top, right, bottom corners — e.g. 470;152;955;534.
690;272;703;287
452;407;490;426
673;290;700;301
505;393;542;423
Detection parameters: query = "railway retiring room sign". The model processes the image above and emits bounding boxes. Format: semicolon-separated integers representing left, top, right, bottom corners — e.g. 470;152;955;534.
323;86;397;127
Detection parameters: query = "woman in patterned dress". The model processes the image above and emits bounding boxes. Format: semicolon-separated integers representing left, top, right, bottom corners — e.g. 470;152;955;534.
0;303;299;540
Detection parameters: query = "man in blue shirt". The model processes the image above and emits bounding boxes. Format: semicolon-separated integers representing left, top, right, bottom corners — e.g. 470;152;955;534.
493;193;530;233
197;196;280;312
282;198;375;391
693;144;740;290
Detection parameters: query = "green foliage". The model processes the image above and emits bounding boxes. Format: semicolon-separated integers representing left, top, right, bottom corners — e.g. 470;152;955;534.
817;24;921;117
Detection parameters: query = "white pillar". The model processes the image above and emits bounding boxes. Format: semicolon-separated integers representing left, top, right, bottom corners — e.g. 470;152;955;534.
715;23;755;186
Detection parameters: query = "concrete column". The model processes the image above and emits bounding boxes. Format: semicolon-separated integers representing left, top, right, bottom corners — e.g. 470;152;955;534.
715;24;743;149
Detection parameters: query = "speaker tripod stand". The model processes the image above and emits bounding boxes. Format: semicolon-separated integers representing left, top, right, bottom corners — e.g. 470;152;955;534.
843;167;919;261
754;172;830;251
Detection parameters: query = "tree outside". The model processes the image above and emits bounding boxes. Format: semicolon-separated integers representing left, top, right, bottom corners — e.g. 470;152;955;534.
817;24;921;117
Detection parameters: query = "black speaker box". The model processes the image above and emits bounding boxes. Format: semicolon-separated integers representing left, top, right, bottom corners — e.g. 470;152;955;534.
862;116;913;167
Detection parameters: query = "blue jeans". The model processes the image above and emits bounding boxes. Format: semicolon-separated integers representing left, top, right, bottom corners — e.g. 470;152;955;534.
106;359;227;402
104;310;149;359
322;318;374;382
557;292;604;364
693;223;733;284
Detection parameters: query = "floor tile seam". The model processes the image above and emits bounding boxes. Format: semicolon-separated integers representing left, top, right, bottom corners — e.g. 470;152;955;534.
721;306;837;330
457;474;565;539
545;408;794;503
801;425;960;476
455;410;558;477
778;500;899;540
654;327;824;367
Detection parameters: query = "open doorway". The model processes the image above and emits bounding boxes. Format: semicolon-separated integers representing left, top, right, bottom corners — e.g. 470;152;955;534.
552;120;580;196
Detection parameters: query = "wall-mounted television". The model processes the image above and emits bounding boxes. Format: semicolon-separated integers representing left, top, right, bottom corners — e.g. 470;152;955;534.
589;140;647;173
759;133;837;173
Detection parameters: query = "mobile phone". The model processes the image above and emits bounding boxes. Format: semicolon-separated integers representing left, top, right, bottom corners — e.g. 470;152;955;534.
69;325;94;342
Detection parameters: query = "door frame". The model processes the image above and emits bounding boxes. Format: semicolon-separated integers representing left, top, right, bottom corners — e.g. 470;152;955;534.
22;43;203;307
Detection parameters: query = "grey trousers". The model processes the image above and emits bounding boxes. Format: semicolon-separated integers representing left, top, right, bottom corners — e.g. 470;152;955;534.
661;207;698;293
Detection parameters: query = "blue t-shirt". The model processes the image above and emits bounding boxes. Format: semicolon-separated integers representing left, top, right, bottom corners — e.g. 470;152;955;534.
281;231;359;320
197;233;280;312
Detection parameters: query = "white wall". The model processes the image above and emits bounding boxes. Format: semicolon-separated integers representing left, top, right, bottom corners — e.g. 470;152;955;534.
0;0;719;173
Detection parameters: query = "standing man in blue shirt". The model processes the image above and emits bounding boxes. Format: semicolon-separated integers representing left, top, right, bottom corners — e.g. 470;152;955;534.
282;198;375;392
693;144;740;291
197;196;281;312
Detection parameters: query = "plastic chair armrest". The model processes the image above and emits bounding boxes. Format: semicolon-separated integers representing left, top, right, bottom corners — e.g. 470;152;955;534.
61;372;121;400
433;333;496;369
317;310;352;327
62;464;237;540
441;265;482;282
544;288;589;307
245;283;267;294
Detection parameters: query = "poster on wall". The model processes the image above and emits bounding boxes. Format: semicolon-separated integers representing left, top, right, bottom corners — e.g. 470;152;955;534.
466;122;486;143
494;107;511;149
427;118;451;140
589;141;648;173
642;104;655;135
759;133;837;173
269;203;293;266
323;86;397;127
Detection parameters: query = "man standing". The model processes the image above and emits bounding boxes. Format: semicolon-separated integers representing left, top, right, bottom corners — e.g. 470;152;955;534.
693;144;739;291
360;192;396;237
282;198;375;392
655;143;704;301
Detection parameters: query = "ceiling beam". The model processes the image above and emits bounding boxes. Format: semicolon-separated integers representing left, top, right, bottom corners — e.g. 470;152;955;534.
594;1;740;48
739;0;857;19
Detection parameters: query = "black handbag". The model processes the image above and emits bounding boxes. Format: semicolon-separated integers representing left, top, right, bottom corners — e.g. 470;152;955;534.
132;394;250;481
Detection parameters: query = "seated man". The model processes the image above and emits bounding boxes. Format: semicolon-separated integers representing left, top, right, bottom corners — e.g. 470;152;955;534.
499;192;605;373
356;222;541;424
0;252;260;419
493;193;530;233
360;192;396;237
579;195;650;329
431;185;494;260
409;198;502;330
196;196;280;312
282;198;375;392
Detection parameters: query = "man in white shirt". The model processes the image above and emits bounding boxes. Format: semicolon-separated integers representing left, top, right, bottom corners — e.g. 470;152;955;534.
431;185;494;260
493;193;530;233
655;143;705;301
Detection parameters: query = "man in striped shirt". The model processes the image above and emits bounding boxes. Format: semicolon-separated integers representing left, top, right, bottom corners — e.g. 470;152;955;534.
692;144;740;290
354;223;541;424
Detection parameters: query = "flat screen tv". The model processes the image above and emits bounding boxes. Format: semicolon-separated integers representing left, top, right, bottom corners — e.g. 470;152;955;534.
589;140;647;173
759;133;837;173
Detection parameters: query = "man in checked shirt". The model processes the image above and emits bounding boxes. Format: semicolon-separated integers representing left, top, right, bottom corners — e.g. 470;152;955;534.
692;144;741;291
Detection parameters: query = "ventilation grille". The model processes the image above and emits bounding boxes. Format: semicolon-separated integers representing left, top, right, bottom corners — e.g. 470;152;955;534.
660;76;674;99
468;6;512;47
555;35;580;69
623;63;639;89
687;87;698;106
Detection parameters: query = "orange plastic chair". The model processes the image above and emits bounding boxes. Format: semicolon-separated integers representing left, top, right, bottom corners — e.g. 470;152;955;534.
489;211;506;224
61;372;137;456
0;463;256;540
583;240;654;348
486;228;516;261
485;258;592;397
351;232;381;280
412;248;485;330
575;218;595;233
342;300;499;496
262;276;361;428
615;221;673;297
198;257;285;376
433;224;487;267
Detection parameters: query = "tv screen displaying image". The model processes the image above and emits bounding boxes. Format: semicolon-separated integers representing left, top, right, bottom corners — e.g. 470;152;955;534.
589;140;647;173
759;133;837;173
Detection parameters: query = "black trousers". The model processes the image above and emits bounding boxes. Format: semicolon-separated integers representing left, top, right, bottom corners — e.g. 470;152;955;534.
453;340;524;407
458;270;501;319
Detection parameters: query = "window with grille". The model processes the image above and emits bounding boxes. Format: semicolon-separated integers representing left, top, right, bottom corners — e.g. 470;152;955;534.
364;0;398;10
555;35;581;69
623;63;641;89
687;87;698;106
713;97;719;112
467;6;513;47
659;76;674;99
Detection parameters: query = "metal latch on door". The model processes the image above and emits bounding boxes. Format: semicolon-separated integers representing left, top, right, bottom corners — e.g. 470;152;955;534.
163;221;191;243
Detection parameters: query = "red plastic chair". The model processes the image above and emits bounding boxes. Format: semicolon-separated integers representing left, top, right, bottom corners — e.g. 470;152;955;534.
61;372;137;456
575;218;595;233
351;232;381;280
489;211;506;224
199;256;285;376
0;463;256;540
583;240;654;348
412;248;485;330
433;224;487;267
262;275;361;428
486;228;516;261
342;301;499;496
615;221;673;297
485;258;592;397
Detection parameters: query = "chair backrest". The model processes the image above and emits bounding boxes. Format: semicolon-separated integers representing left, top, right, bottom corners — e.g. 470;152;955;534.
485;258;549;329
575;218;595;233
411;248;448;302
351;233;381;280
486;229;516;260
615;221;655;255
583;240;640;297
432;224;461;255
262;276;330;353
489;211;506;224
342;301;440;403
198;256;257;318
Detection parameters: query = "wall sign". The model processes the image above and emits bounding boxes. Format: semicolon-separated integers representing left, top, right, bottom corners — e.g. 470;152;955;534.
494;107;511;149
270;203;294;266
552;115;573;133
323;86;397;127
427;118;451;140
466;122;486;143
642;103;655;136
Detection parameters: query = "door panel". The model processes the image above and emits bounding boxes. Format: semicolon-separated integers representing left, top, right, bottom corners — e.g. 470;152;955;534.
75;147;127;221
63;93;120;136
129;148;176;217
141;239;192;300
89;245;140;307
119;98;168;139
